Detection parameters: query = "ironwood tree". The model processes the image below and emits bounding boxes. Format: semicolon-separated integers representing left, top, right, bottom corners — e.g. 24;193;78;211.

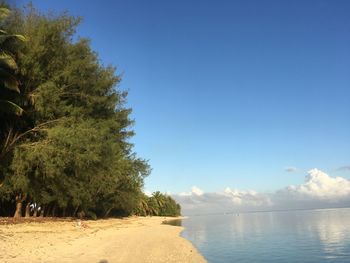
0;5;180;218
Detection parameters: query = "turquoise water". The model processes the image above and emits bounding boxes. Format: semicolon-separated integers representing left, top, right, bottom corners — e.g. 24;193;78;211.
181;208;350;263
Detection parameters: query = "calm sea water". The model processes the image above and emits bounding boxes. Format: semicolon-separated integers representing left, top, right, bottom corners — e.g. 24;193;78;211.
180;208;350;263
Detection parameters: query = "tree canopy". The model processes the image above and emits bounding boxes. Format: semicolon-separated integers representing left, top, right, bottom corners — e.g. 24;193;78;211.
134;192;181;217
0;5;180;219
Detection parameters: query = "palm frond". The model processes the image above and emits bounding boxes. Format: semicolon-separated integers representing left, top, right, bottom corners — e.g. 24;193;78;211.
0;52;17;70
0;34;26;45
0;8;10;20
0;99;24;116
0;69;19;93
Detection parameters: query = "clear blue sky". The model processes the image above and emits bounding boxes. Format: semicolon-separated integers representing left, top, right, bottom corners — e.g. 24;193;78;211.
18;0;350;194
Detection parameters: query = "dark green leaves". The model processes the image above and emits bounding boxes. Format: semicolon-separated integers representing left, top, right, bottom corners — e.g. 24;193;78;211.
0;100;24;115
0;5;155;218
0;8;26;117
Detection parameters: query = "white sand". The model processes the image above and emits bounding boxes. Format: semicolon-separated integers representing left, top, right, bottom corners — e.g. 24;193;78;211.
0;216;207;263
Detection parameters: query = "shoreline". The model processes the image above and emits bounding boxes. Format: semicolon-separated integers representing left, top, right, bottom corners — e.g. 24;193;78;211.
0;216;207;263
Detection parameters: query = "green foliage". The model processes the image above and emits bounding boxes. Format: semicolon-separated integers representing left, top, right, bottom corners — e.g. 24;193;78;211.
134;192;181;217
0;6;26;116
0;5;166;219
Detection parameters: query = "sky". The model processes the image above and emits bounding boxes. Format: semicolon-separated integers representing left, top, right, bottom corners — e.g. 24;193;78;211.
174;169;350;215
15;0;350;212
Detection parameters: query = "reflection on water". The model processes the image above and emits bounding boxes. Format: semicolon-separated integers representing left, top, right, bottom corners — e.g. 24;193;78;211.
181;208;350;263
315;209;350;259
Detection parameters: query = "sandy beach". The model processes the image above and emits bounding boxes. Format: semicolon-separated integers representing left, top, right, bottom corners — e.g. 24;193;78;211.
0;216;206;263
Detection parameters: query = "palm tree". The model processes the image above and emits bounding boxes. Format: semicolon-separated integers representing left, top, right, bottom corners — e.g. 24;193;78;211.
147;197;159;216
152;191;165;207
137;197;150;216
152;191;166;214
0;7;26;116
0;7;26;187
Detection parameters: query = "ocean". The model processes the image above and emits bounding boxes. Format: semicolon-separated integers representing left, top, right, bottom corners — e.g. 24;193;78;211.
180;208;350;263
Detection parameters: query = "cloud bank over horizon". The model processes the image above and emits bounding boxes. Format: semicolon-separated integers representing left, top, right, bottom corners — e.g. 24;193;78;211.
173;169;350;215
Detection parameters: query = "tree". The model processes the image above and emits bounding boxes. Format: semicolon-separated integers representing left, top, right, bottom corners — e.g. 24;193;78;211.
0;7;26;116
134;192;181;217
0;6;27;184
0;4;151;218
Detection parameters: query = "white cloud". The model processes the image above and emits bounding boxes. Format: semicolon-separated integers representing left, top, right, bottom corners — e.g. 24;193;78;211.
191;186;203;196
223;188;272;206
173;169;350;215
179;186;204;196
144;190;152;197
280;168;350;200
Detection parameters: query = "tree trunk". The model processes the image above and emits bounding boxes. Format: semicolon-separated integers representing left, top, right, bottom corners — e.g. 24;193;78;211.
13;195;23;218
45;204;52;217
51;204;57;217
104;207;113;218
39;205;45;217
33;206;38;217
25;203;31;217
33;207;38;217
73;205;80;217
62;207;66;217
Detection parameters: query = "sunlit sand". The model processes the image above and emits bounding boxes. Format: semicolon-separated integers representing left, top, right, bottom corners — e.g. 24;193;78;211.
0;217;206;263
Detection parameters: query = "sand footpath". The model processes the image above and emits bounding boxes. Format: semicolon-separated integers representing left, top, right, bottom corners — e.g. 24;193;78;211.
0;216;207;263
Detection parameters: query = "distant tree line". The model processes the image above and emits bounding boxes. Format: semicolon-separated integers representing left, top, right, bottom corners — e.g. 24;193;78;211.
0;4;181;219
134;191;181;217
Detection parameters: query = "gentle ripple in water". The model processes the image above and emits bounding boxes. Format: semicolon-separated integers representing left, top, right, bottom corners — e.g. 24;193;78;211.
181;208;350;263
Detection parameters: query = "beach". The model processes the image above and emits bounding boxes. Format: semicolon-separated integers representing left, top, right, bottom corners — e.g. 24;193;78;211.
0;216;206;263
